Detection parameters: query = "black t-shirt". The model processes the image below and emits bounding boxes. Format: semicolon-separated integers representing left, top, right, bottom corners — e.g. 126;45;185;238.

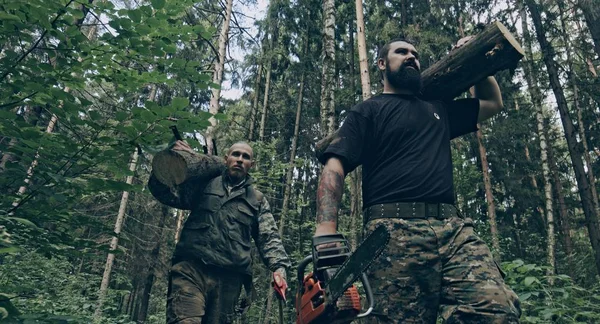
321;94;479;207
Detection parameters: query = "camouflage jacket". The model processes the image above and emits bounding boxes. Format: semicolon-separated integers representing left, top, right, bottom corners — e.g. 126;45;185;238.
148;173;290;275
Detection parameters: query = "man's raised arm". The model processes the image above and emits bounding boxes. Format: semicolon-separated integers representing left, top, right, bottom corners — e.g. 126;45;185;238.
314;157;346;236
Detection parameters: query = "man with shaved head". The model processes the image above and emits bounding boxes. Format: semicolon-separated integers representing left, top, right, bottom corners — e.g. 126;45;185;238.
149;140;290;324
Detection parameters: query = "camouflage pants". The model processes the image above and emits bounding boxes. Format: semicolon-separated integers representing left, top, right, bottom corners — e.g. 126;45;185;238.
362;216;521;324
166;260;244;324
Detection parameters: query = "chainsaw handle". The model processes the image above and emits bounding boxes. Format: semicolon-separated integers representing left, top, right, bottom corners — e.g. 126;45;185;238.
357;272;374;318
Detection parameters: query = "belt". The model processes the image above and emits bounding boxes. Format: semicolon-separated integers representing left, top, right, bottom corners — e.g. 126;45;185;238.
364;202;460;224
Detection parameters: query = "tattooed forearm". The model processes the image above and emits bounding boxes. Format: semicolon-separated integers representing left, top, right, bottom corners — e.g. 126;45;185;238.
316;168;345;225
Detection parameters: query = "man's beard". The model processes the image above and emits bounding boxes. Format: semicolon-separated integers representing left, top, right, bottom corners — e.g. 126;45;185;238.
385;62;422;94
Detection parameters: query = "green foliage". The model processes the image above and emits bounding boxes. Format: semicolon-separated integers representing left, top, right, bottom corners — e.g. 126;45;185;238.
503;260;600;323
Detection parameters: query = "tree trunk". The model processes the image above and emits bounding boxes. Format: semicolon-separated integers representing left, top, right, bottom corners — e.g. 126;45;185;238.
476;129;501;261
205;0;234;155
579;0;600;59
136;205;169;323
559;1;600;231
536;107;556;282
520;3;555;280
150;150;225;189
320;0;336;137
248;63;263;141
279;38;308;238
526;0;600;275
355;0;371;100
95;148;140;319
420;21;524;100
546;127;575;278
259;17;276;142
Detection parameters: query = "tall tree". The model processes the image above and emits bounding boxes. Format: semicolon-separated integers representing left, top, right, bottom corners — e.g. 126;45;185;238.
320;0;336;137
579;0;600;59
206;0;234;155
520;3;556;279
525;0;600;275
279;36;309;238
95;148;141;318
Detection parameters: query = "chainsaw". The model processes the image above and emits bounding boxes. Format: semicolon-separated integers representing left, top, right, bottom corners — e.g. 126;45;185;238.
295;225;390;324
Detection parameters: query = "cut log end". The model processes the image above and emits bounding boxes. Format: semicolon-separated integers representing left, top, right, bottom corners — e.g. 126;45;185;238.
494;21;525;57
152;150;189;187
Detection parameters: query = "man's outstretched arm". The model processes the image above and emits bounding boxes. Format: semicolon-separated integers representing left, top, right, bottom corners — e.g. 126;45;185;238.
315;157;346;236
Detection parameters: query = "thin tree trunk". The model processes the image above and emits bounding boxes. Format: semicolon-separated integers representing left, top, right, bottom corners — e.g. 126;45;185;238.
95;148;140;319
476;129;501;261
536;107;556;282
248;63;263;141
137;205;169;323
320;0;336;137
347;22;360;249
11;107;60;211
526;0;600;275
206;0;234;155
355;0;371;100
279;38;308;238
546;126;575;278
520;4;555;280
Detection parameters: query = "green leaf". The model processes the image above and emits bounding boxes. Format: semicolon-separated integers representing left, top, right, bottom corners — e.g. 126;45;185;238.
0;111;16;120
128;9;142;23
0;12;21;22
171;97;189;109
523;276;538;286
214;113;228;121
137;24;151;35
0;247;21;254
115;111;129;122
8;217;38;228
140;110;155;122
151;0;166;9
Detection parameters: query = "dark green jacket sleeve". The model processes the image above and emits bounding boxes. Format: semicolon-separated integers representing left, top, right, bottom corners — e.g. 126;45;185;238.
254;196;292;271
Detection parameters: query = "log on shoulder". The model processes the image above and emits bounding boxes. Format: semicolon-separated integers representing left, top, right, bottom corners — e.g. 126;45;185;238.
151;149;225;188
315;21;524;161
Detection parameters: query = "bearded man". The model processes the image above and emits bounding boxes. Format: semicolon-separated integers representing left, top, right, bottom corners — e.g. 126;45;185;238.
313;38;521;323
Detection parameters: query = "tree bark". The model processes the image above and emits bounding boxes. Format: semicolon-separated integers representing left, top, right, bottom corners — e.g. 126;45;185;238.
520;2;555;281
279;38;308;238
320;0;336;137
546;126;575;278
95;148;140;319
579;0;600;59
259;17;276;142
355;0;371;100
315;21;524;158
248;63;263;141
525;0;600;275
151;150;225;188
136;205;169;323
206;0;234;155
476;129;501;261
420;21;524;100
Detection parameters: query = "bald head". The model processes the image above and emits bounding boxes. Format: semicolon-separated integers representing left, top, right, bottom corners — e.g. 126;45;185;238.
224;142;254;182
227;142;253;159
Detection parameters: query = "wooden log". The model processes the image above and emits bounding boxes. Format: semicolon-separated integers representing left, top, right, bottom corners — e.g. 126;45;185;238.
315;21;524;161
151;149;225;188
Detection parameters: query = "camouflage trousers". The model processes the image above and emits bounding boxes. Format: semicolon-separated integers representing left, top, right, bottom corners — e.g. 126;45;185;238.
362;215;521;324
166;260;244;324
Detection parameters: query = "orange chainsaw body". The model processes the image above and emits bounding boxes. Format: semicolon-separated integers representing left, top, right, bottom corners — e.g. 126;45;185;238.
296;272;361;324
